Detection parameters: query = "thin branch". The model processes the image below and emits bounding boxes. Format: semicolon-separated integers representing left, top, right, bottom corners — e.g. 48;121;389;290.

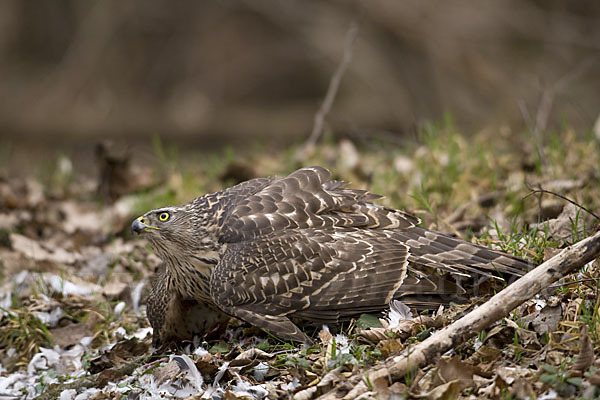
523;57;598;171
549;277;599;289
523;183;600;221
317;230;600;399
297;22;359;160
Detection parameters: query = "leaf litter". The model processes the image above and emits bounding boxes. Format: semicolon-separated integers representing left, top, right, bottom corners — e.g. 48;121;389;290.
1;132;600;399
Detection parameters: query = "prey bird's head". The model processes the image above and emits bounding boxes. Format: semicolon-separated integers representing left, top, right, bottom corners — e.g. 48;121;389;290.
131;205;199;256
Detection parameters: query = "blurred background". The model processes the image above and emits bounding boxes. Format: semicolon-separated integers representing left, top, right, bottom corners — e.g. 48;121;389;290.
1;0;599;175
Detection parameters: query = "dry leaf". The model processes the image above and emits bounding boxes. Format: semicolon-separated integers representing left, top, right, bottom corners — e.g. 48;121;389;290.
194;354;221;377
230;348;274;366
505;318;541;349
540;179;585;192
371;376;391;398
394;154;414;174
572;325;594;373
432;357;476;389
337;139;361;172
530;203;578;240
88;337;149;373
469;345;502;364
390;381;409;394
543;247;562;262
484;325;514;348
223;389;254;400
496;366;531;385
511;377;536;400
50;323;93;348
478;375;508;398
565;297;583;322
539;199;564;220
420;379;461;400
377;338;404;357
293;386;317;400
357;327;389;343
317;366;343;389
529;304;562;334
318;328;333;345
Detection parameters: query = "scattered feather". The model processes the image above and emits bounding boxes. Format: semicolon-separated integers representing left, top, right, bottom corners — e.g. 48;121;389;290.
27;347;60;375
230;372;269;399
131;281;145;316
34;307;62;327
194;346;209;357
281;377;300;392
113;301;126;316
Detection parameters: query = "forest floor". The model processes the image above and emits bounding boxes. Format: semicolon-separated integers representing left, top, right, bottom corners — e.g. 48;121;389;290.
1;127;599;399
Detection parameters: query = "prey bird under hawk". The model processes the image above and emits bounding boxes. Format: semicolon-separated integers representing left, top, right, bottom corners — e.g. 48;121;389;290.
132;167;532;346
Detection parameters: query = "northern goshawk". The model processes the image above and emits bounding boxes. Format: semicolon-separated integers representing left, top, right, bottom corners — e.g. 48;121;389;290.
132;166;531;345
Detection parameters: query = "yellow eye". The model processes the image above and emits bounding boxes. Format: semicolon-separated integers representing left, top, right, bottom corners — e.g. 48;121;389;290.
158;212;170;222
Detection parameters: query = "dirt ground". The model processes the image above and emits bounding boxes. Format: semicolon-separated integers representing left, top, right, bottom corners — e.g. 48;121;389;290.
1;129;599;399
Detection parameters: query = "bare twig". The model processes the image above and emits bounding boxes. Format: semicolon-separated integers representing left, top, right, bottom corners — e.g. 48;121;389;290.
297;22;359;160
523;183;600;221
549;277;599;289
517;99;533;129
522;57;598;171
317;230;600;399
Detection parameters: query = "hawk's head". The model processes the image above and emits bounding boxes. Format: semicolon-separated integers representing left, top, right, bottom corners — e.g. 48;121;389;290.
131;206;198;257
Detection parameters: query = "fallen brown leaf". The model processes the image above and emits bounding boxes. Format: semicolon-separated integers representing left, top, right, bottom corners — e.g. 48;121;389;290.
317;366;343;391
572;325;594;374
50;322;93;348
529;304;562;335
377;338;404;358
432;357;476;390
88;337;149;373
318;328;333;345
511;377;536;400
469;344;502;364
419;379;461;400
292;385;317;400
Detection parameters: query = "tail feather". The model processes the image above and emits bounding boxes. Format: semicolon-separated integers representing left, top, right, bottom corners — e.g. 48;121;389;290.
399;227;532;278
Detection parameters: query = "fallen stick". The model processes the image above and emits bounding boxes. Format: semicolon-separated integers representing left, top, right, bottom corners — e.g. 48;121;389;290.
318;230;600;399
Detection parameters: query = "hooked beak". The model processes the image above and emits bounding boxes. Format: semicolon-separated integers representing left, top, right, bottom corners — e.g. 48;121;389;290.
131;217;157;234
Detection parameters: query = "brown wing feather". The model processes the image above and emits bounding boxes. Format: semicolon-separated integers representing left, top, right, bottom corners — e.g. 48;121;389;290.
211;225;531;327
211;228;411;322
219;166;419;242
